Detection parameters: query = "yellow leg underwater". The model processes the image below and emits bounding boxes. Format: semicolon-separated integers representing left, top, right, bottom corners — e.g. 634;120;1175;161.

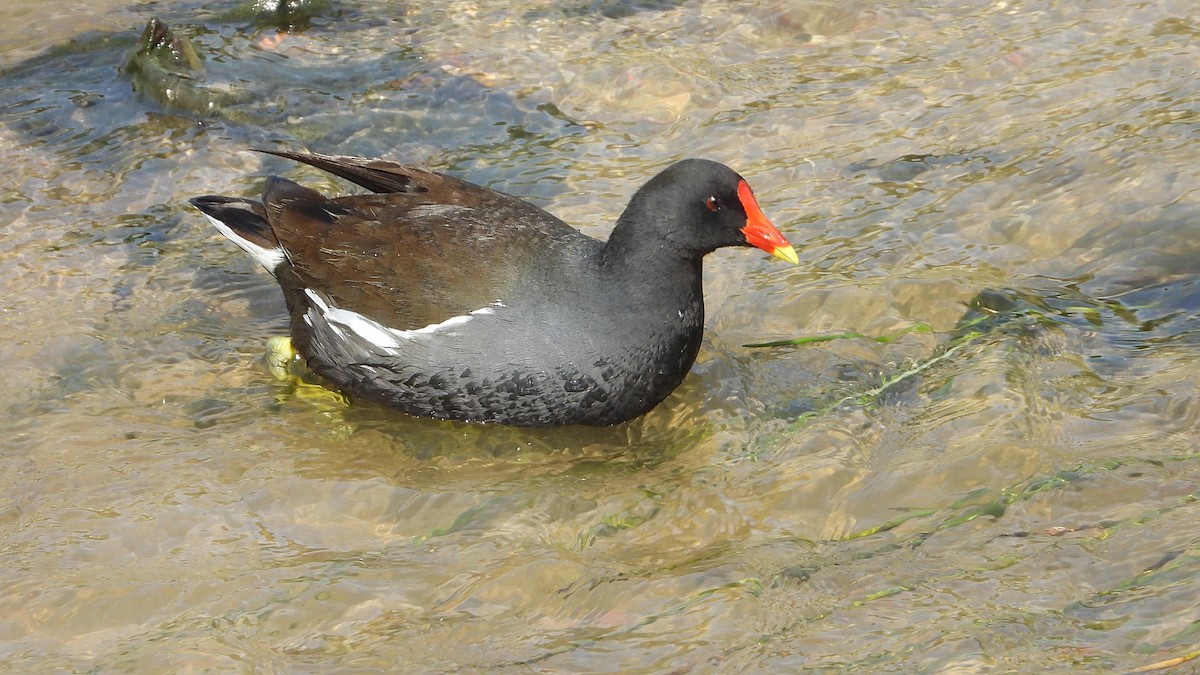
264;336;349;408
265;335;299;380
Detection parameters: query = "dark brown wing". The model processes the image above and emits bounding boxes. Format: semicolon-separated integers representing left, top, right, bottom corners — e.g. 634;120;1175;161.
258;149;440;195
258;150;540;210
258;157;598;330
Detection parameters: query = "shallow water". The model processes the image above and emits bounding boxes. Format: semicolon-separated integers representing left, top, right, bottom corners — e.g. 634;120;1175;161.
1;0;1198;671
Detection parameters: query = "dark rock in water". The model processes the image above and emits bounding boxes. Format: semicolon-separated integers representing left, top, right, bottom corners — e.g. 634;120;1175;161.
847;153;978;182
122;18;236;117
222;0;336;32
958;274;1200;350
1;6;580;192
127;18;202;75
527;0;685;20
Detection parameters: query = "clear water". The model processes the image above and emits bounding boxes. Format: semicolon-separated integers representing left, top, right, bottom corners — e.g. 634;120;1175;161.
1;0;1198;671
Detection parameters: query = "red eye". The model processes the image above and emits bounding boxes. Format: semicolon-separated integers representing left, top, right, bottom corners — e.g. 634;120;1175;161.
704;195;722;211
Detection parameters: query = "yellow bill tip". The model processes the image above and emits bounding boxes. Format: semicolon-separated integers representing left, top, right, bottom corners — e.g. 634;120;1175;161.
772;244;799;265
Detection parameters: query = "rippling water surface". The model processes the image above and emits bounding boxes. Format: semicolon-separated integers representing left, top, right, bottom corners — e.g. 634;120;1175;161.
1;0;1198;671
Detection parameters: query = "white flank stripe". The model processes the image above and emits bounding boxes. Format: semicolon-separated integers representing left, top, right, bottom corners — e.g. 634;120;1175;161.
304;289;501;352
201;213;287;271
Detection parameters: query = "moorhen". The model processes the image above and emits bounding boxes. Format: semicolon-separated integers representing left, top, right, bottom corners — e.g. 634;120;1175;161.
191;150;797;426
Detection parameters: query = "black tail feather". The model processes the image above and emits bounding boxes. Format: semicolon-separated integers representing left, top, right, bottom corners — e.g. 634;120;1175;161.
189;195;279;251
